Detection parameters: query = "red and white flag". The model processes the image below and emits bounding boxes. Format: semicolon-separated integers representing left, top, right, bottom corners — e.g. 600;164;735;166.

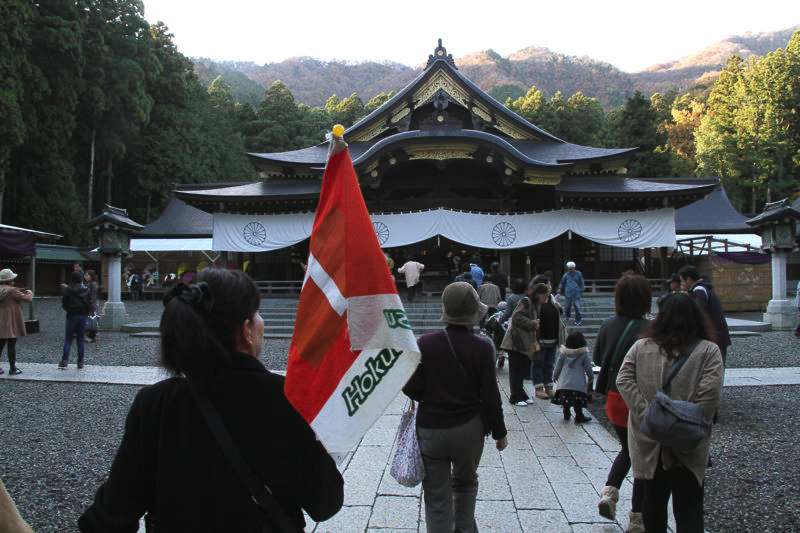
285;135;420;457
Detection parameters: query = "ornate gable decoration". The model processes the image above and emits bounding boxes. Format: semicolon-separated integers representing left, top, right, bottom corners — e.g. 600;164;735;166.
427;39;456;68
349;39;545;143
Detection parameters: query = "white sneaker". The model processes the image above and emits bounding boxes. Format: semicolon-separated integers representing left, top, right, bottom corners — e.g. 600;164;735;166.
525;398;535;404
514;401;528;407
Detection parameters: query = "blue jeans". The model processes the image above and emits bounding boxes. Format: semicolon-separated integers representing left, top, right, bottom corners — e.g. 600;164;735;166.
563;294;582;322
63;315;86;362
531;345;557;387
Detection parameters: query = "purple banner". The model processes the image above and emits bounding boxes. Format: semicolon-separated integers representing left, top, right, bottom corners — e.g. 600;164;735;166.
0;230;35;258
715;252;771;265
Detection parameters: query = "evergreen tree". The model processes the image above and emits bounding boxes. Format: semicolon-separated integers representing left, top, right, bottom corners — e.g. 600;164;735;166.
365;91;395;113
7;0;87;241
695;56;752;209
507;86;546;124
0;1;34;221
326;92;365;127
610;91;672;177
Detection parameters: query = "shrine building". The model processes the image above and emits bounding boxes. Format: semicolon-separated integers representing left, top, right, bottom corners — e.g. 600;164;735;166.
135;40;754;292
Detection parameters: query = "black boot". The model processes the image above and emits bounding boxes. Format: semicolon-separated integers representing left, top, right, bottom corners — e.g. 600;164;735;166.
574;407;592;424
58;358;67;369
77;358;85;370
563;403;571;421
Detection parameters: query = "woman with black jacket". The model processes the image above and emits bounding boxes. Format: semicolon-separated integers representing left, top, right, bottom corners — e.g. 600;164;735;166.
79;269;344;532
60;272;91;369
592;274;652;532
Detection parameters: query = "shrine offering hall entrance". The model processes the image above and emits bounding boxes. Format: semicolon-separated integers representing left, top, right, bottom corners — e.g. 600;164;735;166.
244;233;650;296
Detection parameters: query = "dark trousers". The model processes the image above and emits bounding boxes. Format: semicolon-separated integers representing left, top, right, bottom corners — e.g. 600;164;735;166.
407;283;418;302
0;338;18;369
63;316;87;363
418;415;484;533
642;459;704;533
606;424;644;512
507;350;531;403
531;345;557;386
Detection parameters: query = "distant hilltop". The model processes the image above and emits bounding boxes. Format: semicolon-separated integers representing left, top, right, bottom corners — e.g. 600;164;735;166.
193;24;800;109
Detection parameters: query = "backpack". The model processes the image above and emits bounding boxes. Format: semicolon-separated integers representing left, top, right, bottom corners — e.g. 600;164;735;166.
640;343;711;451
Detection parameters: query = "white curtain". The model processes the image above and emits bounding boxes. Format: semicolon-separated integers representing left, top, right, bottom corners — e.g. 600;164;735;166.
213;208;676;252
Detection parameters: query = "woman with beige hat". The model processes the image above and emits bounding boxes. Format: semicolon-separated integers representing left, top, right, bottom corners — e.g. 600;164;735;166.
404;281;508;533
0;268;33;375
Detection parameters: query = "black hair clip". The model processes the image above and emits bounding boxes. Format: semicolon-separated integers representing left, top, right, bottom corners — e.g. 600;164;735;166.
163;282;214;313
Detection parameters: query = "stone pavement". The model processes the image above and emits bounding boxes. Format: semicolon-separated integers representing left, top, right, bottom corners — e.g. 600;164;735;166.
310;371;642;533
5;363;799;532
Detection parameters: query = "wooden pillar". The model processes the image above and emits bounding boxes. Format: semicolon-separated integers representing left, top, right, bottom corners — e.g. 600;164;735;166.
659;247;668;281
28;255;36;321
500;251;511;285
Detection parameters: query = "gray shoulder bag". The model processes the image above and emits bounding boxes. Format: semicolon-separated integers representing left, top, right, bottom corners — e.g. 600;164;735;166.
640;342;711;452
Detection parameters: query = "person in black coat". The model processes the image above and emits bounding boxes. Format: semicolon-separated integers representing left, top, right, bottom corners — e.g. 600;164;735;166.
60;271;90;369
678;265;732;361
79;269;344;532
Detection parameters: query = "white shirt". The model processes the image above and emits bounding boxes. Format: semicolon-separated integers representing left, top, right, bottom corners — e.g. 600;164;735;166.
398;261;424;287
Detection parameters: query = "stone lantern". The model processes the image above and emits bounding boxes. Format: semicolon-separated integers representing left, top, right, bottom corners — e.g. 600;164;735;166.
88;205;143;330
746;199;800;330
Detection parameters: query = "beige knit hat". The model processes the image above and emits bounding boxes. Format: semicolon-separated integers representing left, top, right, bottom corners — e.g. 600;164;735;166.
0;269;18;283
440;282;488;326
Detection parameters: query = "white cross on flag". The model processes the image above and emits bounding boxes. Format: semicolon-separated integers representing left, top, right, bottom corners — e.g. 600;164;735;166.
284;134;421;457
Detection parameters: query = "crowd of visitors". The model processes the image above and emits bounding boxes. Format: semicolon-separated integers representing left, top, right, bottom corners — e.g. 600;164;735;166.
439;261;727;532
0;256;746;532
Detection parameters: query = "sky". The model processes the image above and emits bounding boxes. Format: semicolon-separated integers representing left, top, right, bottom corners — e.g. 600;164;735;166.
143;0;800;72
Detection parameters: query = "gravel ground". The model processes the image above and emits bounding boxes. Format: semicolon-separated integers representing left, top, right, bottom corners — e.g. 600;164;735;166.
2;299;291;371
0;380;140;532
588;385;800;532
724;331;800;368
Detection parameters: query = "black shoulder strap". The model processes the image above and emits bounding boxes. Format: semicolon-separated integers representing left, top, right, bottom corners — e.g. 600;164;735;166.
187;379;299;533
441;330;482;403
662;341;700;392
609;320;637;371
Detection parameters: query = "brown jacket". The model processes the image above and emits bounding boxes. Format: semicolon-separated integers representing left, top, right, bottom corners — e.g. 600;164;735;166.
500;296;540;357
617;338;723;484
0;286;29;339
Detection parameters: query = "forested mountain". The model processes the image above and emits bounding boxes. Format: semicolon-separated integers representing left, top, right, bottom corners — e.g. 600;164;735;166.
193;25;799;109
633;25;800;93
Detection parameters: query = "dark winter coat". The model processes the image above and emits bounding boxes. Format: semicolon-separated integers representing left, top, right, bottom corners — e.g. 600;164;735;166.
593;316;650;394
689;280;731;348
403;326;507;440
79;353;344;532
62;284;90;318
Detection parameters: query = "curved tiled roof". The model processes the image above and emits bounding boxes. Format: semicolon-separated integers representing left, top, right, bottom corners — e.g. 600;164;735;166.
174;180;321;201
674;183;751;233
139;198;212;237
249;131;636;169
557;176;718;196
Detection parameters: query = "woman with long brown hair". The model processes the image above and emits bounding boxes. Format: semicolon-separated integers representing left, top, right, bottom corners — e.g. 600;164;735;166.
617;292;723;533
593;274;651;529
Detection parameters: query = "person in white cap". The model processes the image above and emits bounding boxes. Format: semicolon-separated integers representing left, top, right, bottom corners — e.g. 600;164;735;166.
558;261;585;326
0;268;33;375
